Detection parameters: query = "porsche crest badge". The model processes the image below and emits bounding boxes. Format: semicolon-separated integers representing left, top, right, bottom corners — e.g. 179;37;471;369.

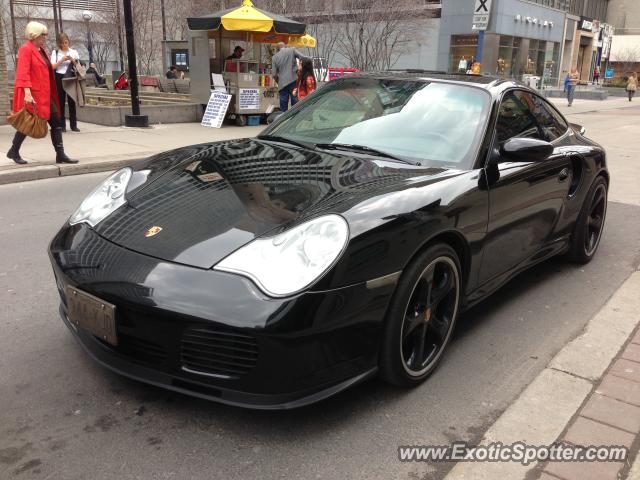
145;226;163;238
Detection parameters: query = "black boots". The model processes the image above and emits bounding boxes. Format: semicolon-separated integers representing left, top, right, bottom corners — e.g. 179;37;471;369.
8;128;77;165
50;127;78;164
7;132;27;165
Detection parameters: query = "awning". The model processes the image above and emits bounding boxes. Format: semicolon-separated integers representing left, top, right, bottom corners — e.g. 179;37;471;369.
249;32;317;48
609;35;640;62
187;0;306;35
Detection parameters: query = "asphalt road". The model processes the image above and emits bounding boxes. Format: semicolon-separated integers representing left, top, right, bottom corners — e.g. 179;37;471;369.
2;111;640;480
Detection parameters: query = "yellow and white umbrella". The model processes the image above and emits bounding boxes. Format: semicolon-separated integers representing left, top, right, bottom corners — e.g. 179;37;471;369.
188;0;307;35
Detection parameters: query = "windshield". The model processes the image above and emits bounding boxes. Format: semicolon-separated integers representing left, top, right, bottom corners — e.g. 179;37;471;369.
263;78;491;168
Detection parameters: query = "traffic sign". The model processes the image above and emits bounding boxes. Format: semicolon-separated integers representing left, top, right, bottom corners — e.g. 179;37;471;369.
472;0;493;31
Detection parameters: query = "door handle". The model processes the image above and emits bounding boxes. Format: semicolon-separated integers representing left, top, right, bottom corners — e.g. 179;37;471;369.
558;168;570;182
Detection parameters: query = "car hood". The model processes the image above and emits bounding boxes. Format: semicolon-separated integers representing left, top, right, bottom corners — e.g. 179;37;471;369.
95;139;453;269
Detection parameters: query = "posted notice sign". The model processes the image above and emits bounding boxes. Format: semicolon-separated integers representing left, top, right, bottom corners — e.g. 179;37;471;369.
472;0;493;30
239;88;260;110
201;91;232;129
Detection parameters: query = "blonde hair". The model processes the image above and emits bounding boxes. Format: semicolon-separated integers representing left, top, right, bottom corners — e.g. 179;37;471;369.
56;32;70;48
25;21;48;40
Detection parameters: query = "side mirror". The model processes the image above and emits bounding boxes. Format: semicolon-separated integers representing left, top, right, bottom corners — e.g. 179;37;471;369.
500;137;554;162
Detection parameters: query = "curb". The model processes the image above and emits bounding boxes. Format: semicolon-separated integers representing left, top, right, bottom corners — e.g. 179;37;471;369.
445;270;640;479
0;157;145;186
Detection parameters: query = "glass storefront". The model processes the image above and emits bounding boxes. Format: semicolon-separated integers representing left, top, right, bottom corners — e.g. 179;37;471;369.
451;34;560;86
449;35;478;73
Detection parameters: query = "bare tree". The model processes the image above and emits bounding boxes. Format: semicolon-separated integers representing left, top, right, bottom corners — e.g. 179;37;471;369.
611;45;640;78
131;0;162;75
336;0;426;71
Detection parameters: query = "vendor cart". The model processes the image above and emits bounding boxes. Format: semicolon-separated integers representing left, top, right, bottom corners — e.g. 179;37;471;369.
187;0;316;126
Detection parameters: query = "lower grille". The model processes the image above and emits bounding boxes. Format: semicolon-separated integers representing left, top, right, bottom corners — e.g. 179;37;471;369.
181;327;259;378
97;333;168;367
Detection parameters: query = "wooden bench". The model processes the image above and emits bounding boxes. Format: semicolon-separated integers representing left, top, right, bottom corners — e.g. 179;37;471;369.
158;78;191;94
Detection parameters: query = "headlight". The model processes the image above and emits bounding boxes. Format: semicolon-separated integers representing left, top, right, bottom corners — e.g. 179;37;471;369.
215;214;349;297
69;168;133;227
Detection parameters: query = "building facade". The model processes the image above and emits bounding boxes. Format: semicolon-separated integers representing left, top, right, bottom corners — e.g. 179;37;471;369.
438;0;610;85
606;0;640;79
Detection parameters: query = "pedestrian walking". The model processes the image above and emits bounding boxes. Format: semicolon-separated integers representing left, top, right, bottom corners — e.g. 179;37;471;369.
593;66;600;85
7;21;77;165
51;32;80;132
293;57;316;101
272;42;308;112
567;68;579;106
626;73;637;102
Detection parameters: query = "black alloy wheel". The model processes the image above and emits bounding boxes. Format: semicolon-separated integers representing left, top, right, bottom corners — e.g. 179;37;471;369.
568;176;608;264
584;183;607;256
380;244;461;387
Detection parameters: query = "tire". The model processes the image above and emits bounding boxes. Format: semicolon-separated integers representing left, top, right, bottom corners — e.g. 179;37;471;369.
567;176;608;264
379;243;461;387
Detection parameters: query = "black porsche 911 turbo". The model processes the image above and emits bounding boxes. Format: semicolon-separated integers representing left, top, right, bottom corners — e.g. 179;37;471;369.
49;72;608;409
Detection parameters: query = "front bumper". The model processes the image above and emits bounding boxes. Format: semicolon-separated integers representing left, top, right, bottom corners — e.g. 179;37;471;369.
49;224;397;409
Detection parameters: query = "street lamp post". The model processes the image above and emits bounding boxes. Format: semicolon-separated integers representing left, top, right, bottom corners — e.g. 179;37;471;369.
122;0;149;127
82;10;94;64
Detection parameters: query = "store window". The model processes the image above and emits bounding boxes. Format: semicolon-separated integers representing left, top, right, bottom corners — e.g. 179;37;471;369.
450;35;478;73
496;36;523;78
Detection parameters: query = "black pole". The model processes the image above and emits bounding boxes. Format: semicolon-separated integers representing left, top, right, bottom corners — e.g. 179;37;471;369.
122;0;148;127
115;0;125;71
86;23;93;63
52;0;60;38
160;0;167;41
58;0;63;31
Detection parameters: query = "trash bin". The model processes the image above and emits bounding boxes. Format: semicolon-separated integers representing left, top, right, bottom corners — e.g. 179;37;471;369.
522;75;540;89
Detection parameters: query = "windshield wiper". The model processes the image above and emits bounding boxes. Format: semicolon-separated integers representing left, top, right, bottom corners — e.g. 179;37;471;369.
315;143;419;165
257;134;314;150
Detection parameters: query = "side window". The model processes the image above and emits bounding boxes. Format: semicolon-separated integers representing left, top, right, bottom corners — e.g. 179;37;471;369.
495;91;542;143
532;95;568;141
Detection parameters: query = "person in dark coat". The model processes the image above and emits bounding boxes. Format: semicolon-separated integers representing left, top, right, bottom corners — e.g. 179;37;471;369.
7;21;76;165
166;66;178;79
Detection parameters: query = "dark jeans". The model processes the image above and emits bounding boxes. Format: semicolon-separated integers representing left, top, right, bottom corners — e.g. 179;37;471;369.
279;82;298;112
566;85;576;105
55;72;77;128
629;90;636;101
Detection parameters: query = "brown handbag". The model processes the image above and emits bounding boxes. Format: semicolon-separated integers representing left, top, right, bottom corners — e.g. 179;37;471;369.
7;104;48;139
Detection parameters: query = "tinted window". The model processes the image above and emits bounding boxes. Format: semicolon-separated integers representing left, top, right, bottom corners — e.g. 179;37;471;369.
264;79;491;168
496;90;542;143
532;95;568;141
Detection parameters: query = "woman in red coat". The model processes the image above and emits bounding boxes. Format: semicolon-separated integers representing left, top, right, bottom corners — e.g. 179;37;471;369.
7;21;76;165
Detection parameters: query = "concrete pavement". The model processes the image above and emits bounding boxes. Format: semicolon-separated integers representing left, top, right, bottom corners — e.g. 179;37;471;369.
0;122;265;185
1;96;640;480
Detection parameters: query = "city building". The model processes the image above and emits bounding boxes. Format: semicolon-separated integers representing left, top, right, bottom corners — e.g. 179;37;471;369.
438;0;611;86
606;0;640;78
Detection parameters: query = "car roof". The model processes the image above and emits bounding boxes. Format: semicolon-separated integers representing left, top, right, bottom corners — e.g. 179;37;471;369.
343;70;527;96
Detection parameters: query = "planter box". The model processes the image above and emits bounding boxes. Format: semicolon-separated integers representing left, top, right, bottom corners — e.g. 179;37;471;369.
74;103;204;126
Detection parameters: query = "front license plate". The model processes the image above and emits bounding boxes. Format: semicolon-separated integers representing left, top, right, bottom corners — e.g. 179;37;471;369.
66;287;118;346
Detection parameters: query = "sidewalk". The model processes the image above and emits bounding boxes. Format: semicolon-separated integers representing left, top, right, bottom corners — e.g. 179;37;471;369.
0;122;265;185
446;269;640;479
549;96;639;116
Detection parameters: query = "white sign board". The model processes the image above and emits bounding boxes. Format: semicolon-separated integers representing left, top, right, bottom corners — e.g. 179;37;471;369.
239;88;260;110
211;73;227;92
472;0;493;30
201;91;232;129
